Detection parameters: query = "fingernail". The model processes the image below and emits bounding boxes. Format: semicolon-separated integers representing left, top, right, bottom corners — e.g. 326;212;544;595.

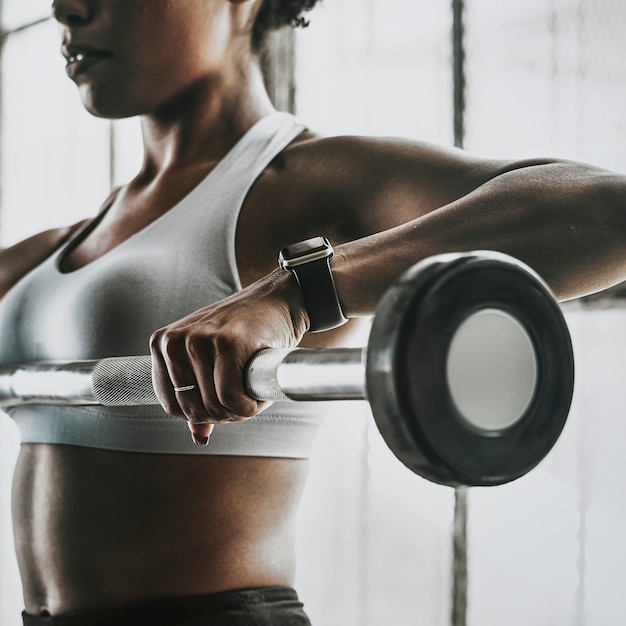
192;433;210;446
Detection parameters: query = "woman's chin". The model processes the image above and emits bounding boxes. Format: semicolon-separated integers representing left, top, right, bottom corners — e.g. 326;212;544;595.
78;86;140;120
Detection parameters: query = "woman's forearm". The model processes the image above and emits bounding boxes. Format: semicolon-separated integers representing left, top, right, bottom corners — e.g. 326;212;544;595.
332;161;626;313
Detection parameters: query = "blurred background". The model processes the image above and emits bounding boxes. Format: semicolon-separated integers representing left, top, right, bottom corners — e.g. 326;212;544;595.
1;1;625;624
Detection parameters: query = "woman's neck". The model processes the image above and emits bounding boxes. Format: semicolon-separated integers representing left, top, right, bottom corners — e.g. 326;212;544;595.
139;62;274;175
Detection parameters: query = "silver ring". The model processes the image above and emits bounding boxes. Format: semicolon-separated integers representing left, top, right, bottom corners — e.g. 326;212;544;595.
174;384;196;392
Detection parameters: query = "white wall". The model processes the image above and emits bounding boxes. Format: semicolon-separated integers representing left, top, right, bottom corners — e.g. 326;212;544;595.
461;2;626;624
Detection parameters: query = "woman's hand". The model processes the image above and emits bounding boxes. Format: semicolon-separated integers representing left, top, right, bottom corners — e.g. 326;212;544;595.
150;270;309;446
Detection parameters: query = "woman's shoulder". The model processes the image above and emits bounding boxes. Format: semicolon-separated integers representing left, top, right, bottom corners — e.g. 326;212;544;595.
284;128;482;174
271;127;505;232
281;128;504;205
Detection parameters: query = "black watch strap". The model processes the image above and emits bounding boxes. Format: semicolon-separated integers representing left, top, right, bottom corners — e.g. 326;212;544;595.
289;256;348;332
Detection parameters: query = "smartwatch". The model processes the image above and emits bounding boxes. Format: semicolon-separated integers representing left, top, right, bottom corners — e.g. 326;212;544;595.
279;236;348;332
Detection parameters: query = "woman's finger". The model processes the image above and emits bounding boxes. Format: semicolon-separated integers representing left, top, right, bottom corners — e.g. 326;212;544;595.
150;329;185;418
186;421;214;447
212;349;263;418
157;330;214;422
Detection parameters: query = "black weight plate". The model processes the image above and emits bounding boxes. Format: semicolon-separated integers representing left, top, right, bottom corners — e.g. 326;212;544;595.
366;251;574;487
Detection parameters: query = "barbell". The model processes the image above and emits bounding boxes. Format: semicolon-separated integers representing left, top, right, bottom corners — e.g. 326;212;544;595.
0;251;574;487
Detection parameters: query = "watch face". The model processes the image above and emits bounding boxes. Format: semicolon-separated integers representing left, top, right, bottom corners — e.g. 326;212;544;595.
280;237;331;262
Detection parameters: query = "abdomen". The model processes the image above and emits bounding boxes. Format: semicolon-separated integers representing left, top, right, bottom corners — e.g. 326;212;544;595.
12;444;308;615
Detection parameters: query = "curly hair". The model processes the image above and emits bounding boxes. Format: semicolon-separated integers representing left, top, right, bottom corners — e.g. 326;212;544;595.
252;0;322;51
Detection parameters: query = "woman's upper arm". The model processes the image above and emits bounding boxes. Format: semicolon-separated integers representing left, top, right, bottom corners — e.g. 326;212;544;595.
237;134;554;284
309;135;559;236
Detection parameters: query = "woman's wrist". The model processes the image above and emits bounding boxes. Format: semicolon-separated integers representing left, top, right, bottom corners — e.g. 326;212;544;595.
265;267;311;336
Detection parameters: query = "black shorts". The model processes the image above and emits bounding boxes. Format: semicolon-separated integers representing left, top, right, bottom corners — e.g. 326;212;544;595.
22;586;312;626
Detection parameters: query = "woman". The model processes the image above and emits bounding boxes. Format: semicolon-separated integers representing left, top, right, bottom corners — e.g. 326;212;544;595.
1;0;625;624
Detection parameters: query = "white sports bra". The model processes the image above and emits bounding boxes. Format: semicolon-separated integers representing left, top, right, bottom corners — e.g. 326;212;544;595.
0;112;327;457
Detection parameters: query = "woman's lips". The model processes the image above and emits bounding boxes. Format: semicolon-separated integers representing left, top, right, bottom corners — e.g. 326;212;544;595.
62;46;112;79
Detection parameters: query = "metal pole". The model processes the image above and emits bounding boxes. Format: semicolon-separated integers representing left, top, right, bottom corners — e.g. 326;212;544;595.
452;0;466;149
0;347;367;408
451;2;468;625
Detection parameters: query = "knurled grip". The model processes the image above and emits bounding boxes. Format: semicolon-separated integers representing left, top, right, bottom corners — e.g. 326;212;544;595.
92;356;158;406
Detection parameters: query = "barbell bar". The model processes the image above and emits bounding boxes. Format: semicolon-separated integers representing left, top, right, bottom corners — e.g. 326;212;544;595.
0;251;575;487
